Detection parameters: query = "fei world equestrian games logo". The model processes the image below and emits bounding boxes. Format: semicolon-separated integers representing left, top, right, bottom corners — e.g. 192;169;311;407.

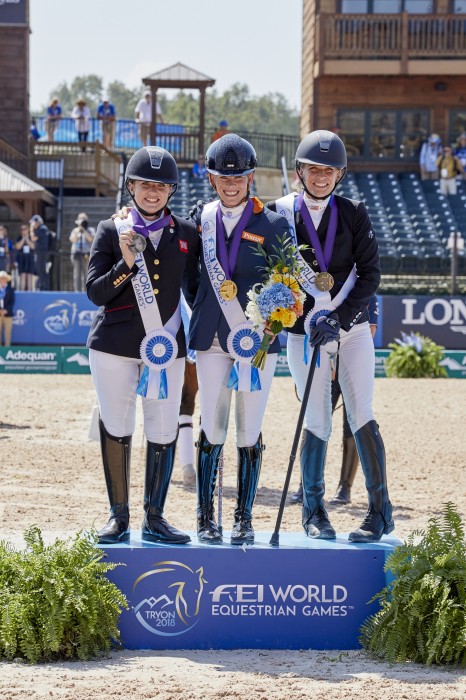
133;561;206;637
132;560;353;637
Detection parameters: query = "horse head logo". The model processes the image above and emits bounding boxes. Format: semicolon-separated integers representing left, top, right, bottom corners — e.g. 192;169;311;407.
133;561;207;637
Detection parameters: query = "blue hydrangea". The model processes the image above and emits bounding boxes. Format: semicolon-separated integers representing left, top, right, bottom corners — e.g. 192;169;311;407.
256;283;294;318
395;331;424;353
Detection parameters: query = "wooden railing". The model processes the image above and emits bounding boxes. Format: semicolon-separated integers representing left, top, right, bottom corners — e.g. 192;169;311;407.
319;13;466;61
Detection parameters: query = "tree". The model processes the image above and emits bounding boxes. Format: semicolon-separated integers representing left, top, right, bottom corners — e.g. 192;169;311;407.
41;76;299;136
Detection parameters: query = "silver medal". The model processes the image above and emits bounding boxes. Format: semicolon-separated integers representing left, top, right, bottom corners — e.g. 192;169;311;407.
128;233;147;253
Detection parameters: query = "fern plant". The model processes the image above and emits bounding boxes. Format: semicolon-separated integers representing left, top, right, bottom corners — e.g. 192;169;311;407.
360;502;466;666
0;526;127;663
385;331;447;378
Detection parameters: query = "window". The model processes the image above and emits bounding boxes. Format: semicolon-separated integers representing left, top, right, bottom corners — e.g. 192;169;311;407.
452;1;466;12
340;0;433;11
337;109;428;160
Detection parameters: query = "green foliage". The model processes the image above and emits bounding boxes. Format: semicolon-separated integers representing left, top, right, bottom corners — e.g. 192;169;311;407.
0;526;127;663
360;502;466;666
385;331;447;378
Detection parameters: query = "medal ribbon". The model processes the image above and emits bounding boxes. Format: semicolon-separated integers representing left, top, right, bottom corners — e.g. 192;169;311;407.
131;209;172;240
215;199;254;279
275;192;358;363
201;199;262;393
114;211;181;400
297;192;338;273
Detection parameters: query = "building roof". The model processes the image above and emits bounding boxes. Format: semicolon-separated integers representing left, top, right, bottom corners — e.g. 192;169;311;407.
143;62;215;88
0;161;55;203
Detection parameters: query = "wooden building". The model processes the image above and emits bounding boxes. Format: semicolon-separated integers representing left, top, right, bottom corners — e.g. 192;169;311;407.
301;0;466;170
0;0;29;154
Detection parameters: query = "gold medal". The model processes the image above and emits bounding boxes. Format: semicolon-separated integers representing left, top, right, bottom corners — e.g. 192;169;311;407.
314;272;334;292
219;279;238;301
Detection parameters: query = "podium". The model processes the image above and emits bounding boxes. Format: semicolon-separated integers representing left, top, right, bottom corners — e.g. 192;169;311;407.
101;531;400;650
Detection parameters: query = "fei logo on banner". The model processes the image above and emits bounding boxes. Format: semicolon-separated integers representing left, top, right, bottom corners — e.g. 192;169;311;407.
133;561;206;637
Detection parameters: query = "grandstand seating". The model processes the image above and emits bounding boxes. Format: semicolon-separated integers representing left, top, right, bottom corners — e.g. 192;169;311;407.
336;172;466;278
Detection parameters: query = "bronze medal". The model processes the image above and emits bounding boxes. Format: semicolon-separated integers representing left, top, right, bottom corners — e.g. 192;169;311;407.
219;279;238;301
314;272;334;292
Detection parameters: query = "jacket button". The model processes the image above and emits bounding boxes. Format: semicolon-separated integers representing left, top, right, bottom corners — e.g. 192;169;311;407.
153;274;159;280
154;259;160;265
154;288;159;294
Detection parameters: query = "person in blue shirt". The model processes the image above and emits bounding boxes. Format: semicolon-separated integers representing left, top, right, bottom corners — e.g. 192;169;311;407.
97;98;116;150
46;97;62;142
192;155;207;179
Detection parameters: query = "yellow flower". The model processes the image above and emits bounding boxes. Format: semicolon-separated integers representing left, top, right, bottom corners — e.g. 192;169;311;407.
270;308;297;328
271;273;300;292
282;310;297;328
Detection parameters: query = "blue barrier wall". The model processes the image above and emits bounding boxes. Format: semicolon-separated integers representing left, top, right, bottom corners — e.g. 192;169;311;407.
11;292;466;349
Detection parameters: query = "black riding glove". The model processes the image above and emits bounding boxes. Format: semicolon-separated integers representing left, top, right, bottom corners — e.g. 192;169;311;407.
309;313;341;347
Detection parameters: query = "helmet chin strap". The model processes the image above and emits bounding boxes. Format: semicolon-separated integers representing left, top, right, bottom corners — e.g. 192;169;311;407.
126;182;177;218
296;168;341;202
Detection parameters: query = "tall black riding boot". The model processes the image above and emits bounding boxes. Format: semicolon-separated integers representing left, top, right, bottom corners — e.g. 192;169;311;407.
301;429;336;539
142;438;190;544
231;434;264;546
98;419;131;544
196;430;224;544
330;436;359;505
349;420;394;543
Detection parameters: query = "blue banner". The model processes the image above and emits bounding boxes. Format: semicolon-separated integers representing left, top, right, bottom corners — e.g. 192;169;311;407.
12;292;98;345
102;532;398;650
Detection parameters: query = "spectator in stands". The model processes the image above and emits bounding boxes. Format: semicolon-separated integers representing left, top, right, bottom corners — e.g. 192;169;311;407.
419;133;442;180
15;223;36;291
0;225;14;273
135;90;163;146
30;117;41;142
454;132;466;179
436;145;463;196
191;154;207;179
46;97;62;142
210;120;229;143
0;270;15;347
97;97;116;150
69;212;95;292
71;97;91;151
29;214;50;290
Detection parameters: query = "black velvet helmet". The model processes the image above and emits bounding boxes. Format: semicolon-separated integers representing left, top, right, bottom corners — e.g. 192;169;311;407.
295;130;347;172
205;134;257;176
125;146;179;184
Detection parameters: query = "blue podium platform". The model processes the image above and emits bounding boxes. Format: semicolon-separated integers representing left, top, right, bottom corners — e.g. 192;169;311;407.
100;531;401;651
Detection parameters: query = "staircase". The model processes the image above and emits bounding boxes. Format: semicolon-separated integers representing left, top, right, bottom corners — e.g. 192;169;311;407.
58;196;117;290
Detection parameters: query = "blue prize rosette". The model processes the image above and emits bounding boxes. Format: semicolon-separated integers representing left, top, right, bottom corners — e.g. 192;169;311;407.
227;322;263;363
140;329;178;371
303;307;334;366
303;307;334;338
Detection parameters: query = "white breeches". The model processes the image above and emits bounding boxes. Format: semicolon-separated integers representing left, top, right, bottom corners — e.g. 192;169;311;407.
196;336;277;447
89;349;185;443
287;322;375;441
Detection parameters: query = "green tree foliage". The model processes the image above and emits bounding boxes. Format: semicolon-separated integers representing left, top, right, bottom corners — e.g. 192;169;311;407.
360;502;466;666
0;526;127;663
43;77;299;134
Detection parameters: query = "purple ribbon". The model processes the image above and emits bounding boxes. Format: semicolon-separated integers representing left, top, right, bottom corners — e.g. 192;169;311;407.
131;209;173;238
215;199;254;278
297;193;338;273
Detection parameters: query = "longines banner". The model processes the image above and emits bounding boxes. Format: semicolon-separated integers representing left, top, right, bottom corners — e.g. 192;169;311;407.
0;0;27;24
102;534;397;650
379;295;466;350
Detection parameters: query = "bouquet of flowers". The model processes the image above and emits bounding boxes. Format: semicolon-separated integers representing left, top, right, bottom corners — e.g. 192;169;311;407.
246;234;307;370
